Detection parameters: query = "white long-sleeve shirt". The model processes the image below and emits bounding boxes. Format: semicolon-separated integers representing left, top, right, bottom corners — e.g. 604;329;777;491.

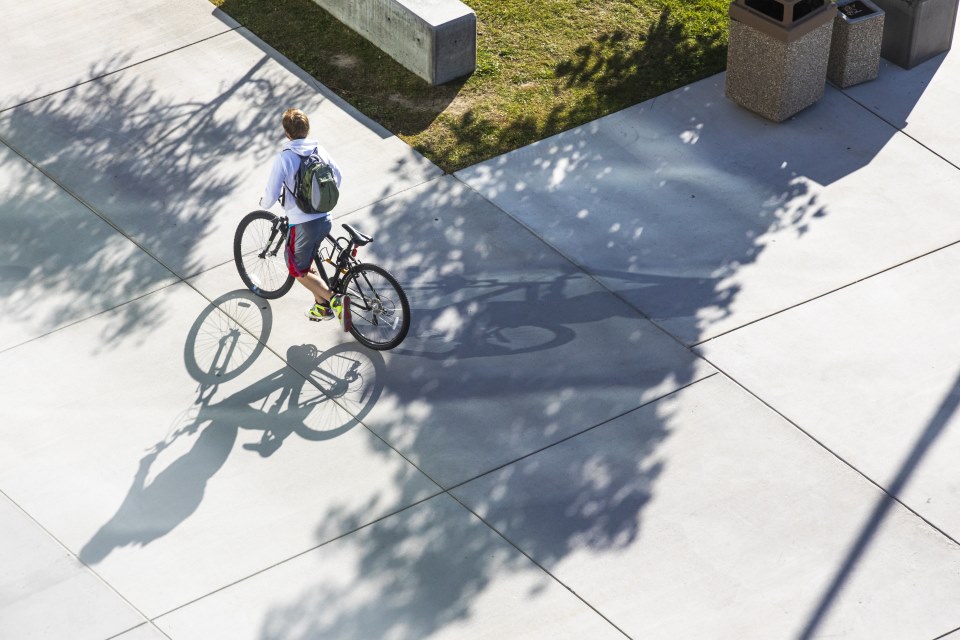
261;138;343;226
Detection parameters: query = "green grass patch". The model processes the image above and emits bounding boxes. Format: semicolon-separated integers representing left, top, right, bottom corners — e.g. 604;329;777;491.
211;0;729;172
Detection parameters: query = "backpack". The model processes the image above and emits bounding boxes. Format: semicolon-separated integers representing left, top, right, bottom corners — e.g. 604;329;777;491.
285;149;339;214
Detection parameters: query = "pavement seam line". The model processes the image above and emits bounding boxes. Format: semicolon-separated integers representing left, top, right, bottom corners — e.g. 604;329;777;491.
148;491;445;621
441;372;720;495
0;487;161;634
692;236;960;348
1;133;455;616
145;371;718;624
0;133;188;356
168;259;455;498
701;362;960;550
0;27;241;115
837;85;960;174
0;133;182;281
689;87;960;348
932;624;960;640
0;143;454;623
0;279;183;357
170;173;448;283
105;622;173;640
450;175;712;358
443;490;635;640
204;289;449;491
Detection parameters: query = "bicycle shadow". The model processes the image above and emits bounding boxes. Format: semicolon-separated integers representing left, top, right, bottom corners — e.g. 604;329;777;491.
78;292;384;565
396;272;646;360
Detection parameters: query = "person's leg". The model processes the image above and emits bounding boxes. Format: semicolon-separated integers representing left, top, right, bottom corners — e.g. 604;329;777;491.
295;270;331;304
286;217;334;318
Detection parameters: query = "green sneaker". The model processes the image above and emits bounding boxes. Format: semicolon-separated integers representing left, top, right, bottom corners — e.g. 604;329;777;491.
330;294;352;332
306;301;334;321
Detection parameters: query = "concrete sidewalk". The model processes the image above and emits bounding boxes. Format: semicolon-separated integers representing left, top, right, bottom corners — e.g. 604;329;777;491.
2;2;960;638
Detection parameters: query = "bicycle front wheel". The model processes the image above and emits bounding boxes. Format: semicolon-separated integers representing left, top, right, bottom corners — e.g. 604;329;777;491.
341;264;410;351
234;210;294;299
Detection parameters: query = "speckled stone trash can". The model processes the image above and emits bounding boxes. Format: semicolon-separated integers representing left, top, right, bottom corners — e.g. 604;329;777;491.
828;0;885;88
726;0;838;122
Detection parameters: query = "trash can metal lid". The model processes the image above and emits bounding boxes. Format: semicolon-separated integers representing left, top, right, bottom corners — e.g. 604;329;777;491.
730;0;838;42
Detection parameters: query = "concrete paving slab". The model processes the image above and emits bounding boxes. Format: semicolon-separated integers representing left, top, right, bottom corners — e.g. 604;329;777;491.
112;624;171;640
841;22;960;167
191;176;716;487
155;493;625;640
0;281;439;617
0;493;145;640
0;26;441;281
451;374;960;639
0;0;237;110
457;74;960;345
699;242;960;544
0;141;177;353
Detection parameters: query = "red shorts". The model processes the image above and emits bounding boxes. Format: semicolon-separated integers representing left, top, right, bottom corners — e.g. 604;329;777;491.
285;216;332;277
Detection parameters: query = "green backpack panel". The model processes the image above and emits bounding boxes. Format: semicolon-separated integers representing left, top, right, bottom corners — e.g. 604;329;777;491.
287;149;339;214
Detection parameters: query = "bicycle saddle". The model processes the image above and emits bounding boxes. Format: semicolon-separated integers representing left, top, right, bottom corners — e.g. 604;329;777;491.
342;223;373;247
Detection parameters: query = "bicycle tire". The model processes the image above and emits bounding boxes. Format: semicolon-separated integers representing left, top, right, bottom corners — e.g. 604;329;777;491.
340;263;411;351
234;210;294;299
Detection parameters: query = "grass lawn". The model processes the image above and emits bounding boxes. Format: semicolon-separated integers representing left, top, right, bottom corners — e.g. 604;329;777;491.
211;0;730;172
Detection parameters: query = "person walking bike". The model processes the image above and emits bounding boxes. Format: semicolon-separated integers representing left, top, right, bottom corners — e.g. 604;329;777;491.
260;108;351;330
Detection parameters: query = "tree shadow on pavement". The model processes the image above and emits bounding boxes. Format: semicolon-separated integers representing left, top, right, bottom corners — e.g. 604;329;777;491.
15;12;952;638
245;41;957;639
218;170;701;637
79;292;384;566
0;52;317;352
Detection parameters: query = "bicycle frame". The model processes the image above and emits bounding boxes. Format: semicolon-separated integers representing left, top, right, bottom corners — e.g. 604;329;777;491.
236;210;409;349
315;232;361;294
267;216;364;294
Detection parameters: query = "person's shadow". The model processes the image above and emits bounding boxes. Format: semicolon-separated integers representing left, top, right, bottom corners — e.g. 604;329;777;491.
79;292;384;565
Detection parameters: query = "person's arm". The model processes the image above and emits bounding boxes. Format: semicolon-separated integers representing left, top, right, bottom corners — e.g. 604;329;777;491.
329;155;343;189
260;153;286;208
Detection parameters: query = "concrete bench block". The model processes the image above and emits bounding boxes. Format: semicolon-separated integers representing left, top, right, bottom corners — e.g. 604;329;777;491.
313;0;476;85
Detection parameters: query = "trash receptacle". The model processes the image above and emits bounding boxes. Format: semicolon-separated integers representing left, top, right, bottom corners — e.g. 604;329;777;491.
726;0;838;122
870;0;959;69
828;0;885;87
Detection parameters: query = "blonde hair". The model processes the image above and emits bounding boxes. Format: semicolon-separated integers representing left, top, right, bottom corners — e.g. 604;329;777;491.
282;108;310;139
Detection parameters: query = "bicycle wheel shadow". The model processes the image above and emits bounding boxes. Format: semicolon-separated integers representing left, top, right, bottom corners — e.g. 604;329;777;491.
78;291;385;565
391;271;658;362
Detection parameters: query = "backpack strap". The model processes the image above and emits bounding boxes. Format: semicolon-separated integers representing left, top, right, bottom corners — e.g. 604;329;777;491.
280;149;305;204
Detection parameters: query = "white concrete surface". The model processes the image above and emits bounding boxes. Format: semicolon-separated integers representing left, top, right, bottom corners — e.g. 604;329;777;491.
0;27;441;281
0;143;177;352
155;494;626;640
843;52;960;166
699;242;960;543
192;176;716;487
0;494;145;640
0;282;440;617
0;0;236;110
457;74;960;346
4;1;960;638
453;375;960;639
111;624;170;640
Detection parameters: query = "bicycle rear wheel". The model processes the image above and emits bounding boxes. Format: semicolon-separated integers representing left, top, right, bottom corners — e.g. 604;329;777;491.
341;263;410;351
234;210;294;299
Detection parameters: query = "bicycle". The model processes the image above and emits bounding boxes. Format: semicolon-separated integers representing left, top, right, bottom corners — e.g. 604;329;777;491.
233;210;410;351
